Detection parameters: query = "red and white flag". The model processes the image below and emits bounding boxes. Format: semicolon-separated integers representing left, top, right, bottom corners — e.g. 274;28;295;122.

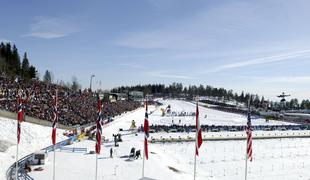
52;90;58;145
95;98;103;154
195;99;202;156
144;100;149;160
17;97;23;144
246;103;253;161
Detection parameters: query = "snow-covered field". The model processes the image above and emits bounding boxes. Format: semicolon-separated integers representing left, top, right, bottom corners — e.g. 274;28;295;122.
0;117;66;180
151;100;293;126
29;134;310;180
26;100;310;180
0;100;310;180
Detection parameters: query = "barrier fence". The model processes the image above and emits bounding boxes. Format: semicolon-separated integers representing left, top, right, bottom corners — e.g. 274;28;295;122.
147;124;310;133
6;136;76;180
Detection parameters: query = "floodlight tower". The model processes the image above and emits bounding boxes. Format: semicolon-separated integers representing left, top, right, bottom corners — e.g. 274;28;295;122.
277;92;290;109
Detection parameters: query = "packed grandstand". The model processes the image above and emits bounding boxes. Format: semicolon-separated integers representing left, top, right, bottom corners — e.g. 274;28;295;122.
0;76;141;126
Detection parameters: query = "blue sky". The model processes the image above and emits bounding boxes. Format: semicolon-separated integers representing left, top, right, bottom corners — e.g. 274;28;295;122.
1;0;310;100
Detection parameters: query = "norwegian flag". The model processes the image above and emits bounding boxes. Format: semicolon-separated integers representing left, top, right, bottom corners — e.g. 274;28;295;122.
17;97;23;144
52;90;58;145
144;100;149;160
246;102;253;161
95;98;103;154
195;99;202;156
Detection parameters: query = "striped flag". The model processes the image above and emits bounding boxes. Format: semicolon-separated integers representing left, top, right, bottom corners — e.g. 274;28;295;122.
52;90;58;145
144;100;149;160
195;99;202;156
95;97;103;154
17;97;23;144
246;102;253;161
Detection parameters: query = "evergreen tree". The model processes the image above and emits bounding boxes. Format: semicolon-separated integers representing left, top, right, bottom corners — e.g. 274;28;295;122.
10;45;21;78
5;43;12;60
0;42;38;80
29;65;37;79
260;96;265;108
198;84;205;95
253;95;260;108
240;91;245;102
21;52;30;80
0;56;5;75
71;76;81;91
43;70;52;83
301;100;310;109
0;42;5;56
183;87;188;94
289;98;299;110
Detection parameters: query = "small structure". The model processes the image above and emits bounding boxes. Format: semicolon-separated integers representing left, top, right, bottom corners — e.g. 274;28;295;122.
33;151;47;165
129;91;144;101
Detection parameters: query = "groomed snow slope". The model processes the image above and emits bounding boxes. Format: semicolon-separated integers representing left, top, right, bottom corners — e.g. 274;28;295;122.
0;117;66;180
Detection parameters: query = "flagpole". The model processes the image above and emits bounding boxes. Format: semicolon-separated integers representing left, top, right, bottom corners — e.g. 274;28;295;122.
244;140;248;180
194;129;197;180
53;145;56;180
193;96;198;180
142;140;145;178
16;95;21;180
245;98;250;180
15;128;19;180
142;96;148;179
95;95;102;180
52;89;58;180
95;154;98;180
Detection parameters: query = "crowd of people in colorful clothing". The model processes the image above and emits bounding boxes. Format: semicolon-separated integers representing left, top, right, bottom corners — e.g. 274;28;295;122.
0;76;141;126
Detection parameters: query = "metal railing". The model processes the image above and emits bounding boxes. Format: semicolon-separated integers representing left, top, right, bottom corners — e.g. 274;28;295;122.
6;136;76;180
59;147;87;153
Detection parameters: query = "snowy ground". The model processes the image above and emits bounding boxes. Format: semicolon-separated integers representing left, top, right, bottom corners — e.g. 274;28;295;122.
0;117;66;180
27;100;310;180
151;100;293;126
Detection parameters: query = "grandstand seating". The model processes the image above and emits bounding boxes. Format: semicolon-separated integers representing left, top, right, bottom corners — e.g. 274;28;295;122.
0;77;141;126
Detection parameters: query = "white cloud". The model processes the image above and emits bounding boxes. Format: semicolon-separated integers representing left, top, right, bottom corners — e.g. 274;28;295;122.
23;17;81;39
115;0;310;63
206;48;310;73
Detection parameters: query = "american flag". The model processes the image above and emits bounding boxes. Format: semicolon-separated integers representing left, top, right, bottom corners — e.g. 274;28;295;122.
17;96;23;144
144;100;149;160
52;90;58;145
195;98;202;156
246;101;253;161
95;97;103;154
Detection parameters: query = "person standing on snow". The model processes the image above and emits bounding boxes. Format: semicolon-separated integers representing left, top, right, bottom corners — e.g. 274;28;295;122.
110;147;113;158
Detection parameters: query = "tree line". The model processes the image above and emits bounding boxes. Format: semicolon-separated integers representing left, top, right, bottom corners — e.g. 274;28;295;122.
111;83;264;105
42;70;81;92
111;83;310;110
0;42;37;80
0;42;81;91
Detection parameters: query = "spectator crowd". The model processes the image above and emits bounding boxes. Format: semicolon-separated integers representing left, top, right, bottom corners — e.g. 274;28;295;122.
0;76;141;126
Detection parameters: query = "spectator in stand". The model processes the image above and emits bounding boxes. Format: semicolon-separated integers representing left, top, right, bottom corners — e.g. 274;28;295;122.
0;76;141;126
